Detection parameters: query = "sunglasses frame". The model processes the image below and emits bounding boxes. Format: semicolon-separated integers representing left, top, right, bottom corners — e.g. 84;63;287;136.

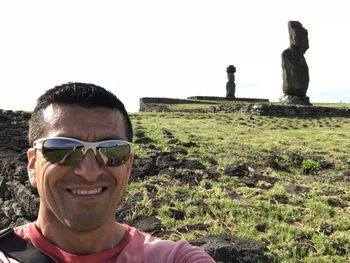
33;136;134;166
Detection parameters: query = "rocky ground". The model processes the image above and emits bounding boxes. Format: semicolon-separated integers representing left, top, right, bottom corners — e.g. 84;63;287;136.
0;110;269;262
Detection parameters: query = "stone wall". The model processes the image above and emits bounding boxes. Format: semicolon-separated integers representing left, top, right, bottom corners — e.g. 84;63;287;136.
139;99;350;118
209;103;350;117
139;97;217;112
187;96;269;103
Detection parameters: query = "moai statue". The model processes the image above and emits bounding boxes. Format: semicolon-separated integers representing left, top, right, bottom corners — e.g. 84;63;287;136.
226;65;236;98
280;21;311;105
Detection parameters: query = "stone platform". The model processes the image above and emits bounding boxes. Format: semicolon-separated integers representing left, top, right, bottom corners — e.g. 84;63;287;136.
187;96;269;103
139;97;350;117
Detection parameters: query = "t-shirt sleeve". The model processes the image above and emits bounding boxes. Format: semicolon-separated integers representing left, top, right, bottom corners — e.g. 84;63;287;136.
145;240;215;263
170;240;215;263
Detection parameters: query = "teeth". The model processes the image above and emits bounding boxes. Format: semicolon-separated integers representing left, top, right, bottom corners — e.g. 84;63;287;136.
71;188;102;195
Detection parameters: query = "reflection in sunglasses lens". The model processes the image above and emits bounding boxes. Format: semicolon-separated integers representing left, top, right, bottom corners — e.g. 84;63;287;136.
41;139;131;166
100;144;130;166
43;139;84;165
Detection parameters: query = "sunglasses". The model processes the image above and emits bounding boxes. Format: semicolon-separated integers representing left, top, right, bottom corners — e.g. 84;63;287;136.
33;137;134;166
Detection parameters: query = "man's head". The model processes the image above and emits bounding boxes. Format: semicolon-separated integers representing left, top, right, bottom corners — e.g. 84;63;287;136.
27;83;134;234
28;82;133;146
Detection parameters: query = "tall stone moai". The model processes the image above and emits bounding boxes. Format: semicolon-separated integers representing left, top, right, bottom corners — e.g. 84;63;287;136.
226;65;236;98
280;21;311;105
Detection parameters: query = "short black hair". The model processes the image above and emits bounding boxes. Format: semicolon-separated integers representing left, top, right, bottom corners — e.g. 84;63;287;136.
28;82;133;145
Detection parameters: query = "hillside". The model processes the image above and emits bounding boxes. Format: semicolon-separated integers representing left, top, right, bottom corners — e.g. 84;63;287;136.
1;108;350;262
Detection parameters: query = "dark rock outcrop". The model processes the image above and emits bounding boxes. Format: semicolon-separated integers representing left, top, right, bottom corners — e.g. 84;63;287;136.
190;235;269;263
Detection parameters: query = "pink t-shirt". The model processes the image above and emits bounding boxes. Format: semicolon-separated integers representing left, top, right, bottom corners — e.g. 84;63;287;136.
0;223;215;263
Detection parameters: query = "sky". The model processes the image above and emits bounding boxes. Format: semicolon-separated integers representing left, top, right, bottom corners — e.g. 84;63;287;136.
0;0;349;113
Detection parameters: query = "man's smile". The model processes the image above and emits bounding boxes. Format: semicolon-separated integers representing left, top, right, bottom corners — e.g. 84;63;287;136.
70;187;104;196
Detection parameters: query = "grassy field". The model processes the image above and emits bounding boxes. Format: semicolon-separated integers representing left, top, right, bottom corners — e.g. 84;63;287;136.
126;111;350;262
164;101;350;112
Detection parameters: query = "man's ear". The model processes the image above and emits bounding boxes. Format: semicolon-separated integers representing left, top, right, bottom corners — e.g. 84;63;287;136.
27;148;37;187
125;154;134;180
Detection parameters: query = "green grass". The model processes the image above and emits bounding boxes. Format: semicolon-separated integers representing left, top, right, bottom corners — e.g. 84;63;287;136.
127;111;350;262
1;106;350;261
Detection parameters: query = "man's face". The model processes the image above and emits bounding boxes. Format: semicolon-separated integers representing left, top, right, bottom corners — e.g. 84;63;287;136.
27;104;133;232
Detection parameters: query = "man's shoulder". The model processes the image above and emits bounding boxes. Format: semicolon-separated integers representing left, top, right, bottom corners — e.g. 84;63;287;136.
0;223;54;263
124;225;215;262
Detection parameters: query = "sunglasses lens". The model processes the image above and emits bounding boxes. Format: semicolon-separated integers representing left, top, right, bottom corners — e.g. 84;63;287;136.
42;139;83;165
38;138;132;167
97;141;131;166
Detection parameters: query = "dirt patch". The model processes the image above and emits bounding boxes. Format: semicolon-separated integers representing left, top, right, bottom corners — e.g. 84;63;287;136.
224;163;278;189
190;235;269;263
131;215;163;236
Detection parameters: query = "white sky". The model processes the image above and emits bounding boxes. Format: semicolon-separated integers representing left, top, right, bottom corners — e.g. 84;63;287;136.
0;0;349;112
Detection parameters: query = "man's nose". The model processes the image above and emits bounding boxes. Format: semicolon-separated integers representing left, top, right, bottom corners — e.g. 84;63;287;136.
73;150;103;182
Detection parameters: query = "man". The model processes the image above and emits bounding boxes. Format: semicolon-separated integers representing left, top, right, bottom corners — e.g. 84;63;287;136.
0;83;215;262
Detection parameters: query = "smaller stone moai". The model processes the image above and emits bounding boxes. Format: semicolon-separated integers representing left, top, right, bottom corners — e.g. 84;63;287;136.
226;65;236;98
280;21;311;105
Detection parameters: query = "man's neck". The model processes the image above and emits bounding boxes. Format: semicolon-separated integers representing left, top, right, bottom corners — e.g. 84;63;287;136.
35;214;126;255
